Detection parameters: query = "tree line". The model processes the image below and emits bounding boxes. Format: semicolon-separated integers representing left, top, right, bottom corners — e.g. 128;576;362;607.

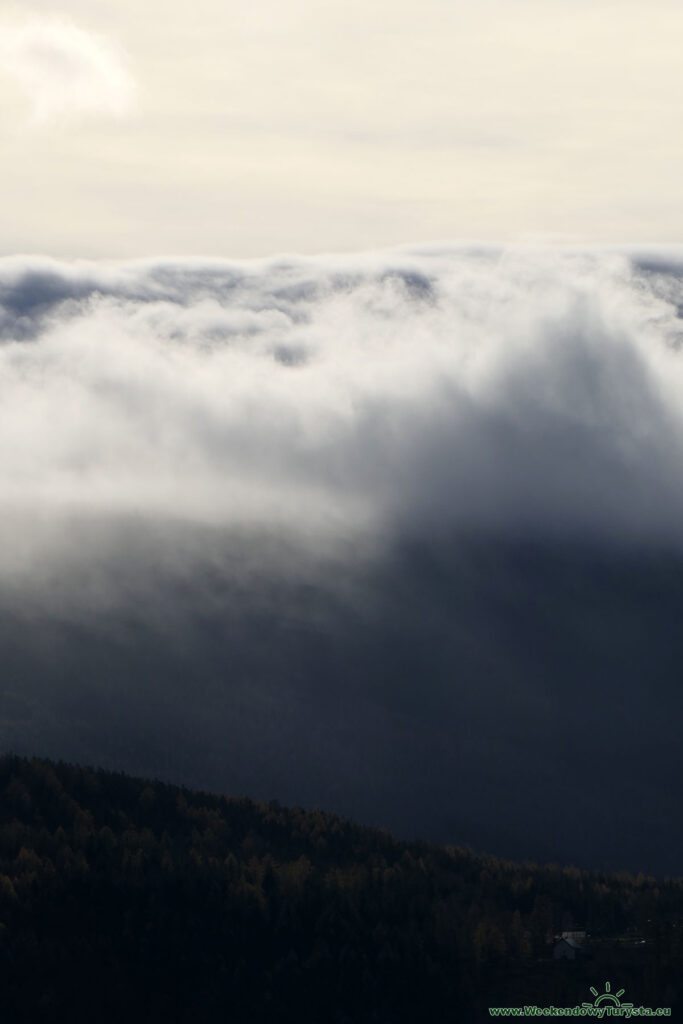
0;754;681;1021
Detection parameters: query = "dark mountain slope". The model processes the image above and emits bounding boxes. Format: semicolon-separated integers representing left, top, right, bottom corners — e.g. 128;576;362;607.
0;755;681;1022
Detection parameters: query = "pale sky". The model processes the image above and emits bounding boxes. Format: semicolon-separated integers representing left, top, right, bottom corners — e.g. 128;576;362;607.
1;0;682;257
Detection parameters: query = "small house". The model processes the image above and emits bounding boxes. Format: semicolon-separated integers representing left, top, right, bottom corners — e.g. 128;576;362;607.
561;930;587;944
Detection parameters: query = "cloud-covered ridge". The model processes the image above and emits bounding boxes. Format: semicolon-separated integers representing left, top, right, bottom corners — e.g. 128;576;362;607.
2;246;683;548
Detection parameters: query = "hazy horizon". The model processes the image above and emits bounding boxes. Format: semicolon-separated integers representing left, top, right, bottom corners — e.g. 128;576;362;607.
2;1;683;256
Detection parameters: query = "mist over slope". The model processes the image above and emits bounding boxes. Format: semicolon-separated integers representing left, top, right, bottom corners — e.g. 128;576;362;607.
2;246;683;874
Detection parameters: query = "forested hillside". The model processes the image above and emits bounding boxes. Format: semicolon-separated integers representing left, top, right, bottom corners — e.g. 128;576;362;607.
0;755;680;1021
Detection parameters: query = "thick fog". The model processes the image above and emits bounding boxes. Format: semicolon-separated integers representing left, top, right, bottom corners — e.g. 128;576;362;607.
2;246;683;875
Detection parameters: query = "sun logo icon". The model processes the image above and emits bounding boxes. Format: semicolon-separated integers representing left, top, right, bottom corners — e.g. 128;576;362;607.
583;981;633;1010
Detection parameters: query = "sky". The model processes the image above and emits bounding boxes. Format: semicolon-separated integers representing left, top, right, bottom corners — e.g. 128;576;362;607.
1;0;683;257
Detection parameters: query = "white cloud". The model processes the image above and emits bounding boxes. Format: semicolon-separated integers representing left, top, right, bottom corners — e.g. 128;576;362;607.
0;17;135;121
1;246;683;559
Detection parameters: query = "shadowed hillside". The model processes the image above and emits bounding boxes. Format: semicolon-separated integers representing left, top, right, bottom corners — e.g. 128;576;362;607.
0;755;681;1021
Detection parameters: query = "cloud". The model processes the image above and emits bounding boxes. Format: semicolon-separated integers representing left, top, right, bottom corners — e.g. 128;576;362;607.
0;17;134;121
3;245;683;874
1;246;683;549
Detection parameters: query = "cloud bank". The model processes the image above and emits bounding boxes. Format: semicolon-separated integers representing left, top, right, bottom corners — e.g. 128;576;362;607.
1;246;683;549
0;18;134;121
3;245;683;875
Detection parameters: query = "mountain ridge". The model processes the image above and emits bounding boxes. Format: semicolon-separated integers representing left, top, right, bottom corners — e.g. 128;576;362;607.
0;753;680;1021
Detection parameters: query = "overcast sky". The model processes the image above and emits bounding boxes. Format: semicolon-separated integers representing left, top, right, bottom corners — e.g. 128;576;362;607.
1;0;682;257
